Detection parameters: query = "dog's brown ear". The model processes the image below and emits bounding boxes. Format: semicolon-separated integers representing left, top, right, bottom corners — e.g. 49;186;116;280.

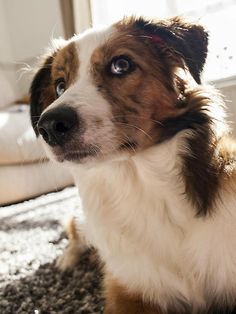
30;56;55;136
133;16;208;84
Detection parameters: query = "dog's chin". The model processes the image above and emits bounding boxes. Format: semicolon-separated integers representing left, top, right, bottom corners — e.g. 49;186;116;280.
49;147;134;166
42;138;138;165
40;141;98;164
56;150;97;164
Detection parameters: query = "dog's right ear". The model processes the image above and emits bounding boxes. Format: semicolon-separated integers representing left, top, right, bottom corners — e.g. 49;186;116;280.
30;55;56;136
125;16;208;84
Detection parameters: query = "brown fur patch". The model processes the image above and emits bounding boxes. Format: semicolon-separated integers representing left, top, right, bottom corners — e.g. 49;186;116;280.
56;216;87;271
30;42;79;134
157;86;234;216
116;16;208;84
66;216;79;241
51;42;79;87
104;272;163;314
182;125;220;216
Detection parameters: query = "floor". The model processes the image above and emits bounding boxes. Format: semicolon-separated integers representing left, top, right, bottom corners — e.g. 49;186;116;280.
0;187;103;314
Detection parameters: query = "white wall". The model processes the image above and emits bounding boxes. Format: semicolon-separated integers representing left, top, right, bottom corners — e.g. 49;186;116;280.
0;1;18;98
0;3;13;62
0;0;64;99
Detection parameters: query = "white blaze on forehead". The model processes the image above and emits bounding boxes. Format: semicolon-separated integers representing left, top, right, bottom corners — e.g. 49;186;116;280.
74;25;115;80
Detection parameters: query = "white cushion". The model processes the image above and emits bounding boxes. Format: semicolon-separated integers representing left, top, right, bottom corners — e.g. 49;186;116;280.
0;105;47;165
0;161;73;205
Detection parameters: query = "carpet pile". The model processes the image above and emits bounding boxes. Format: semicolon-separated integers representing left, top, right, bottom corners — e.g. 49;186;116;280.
0;187;103;314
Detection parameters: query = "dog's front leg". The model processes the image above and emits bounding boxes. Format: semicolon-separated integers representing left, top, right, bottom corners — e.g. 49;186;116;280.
56;216;87;271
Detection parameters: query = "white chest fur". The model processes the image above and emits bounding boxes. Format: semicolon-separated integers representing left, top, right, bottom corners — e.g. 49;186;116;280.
73;133;236;310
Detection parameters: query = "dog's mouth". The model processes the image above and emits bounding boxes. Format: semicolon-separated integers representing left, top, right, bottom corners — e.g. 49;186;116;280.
53;146;99;163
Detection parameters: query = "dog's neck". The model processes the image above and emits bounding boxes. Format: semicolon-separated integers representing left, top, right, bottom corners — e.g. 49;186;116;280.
72;127;236;312
74;130;188;213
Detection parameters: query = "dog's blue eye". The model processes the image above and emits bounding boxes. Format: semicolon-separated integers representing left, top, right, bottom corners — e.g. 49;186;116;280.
55;80;66;97
110;56;134;75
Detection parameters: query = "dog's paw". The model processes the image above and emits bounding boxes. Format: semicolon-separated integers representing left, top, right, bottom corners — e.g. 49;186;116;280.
56;243;81;271
56;215;88;271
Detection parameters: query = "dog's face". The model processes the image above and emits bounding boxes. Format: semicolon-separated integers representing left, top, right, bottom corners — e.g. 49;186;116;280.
30;16;208;164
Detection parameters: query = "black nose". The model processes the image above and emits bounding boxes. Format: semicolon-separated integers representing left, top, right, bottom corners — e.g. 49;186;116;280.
37;106;78;146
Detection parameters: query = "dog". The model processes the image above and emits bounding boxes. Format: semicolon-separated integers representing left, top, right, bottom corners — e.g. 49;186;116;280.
30;16;236;313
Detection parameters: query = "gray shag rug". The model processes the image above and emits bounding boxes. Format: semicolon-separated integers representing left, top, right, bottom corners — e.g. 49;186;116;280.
0;187;103;314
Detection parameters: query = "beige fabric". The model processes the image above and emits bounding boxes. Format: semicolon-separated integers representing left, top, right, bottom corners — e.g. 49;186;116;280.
0;161;73;205
0;105;46;165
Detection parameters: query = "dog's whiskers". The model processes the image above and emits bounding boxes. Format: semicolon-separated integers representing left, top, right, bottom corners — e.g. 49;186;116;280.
115;122;153;141
112;114;164;127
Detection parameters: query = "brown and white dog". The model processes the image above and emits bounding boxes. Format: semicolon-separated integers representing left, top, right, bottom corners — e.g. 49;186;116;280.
30;16;236;314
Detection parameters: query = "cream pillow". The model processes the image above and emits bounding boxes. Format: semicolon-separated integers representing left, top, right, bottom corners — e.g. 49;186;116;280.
0;105;47;165
0;161;73;205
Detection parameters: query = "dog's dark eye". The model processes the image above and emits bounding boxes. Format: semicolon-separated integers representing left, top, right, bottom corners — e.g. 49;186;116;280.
55;79;66;97
110;56;134;75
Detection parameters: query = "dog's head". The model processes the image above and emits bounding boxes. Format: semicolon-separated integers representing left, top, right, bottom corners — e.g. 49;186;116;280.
30;16;208;164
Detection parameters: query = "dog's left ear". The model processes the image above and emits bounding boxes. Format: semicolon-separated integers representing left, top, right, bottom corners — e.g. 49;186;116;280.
134;16;208;84
30;55;56;136
30;56;55;136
